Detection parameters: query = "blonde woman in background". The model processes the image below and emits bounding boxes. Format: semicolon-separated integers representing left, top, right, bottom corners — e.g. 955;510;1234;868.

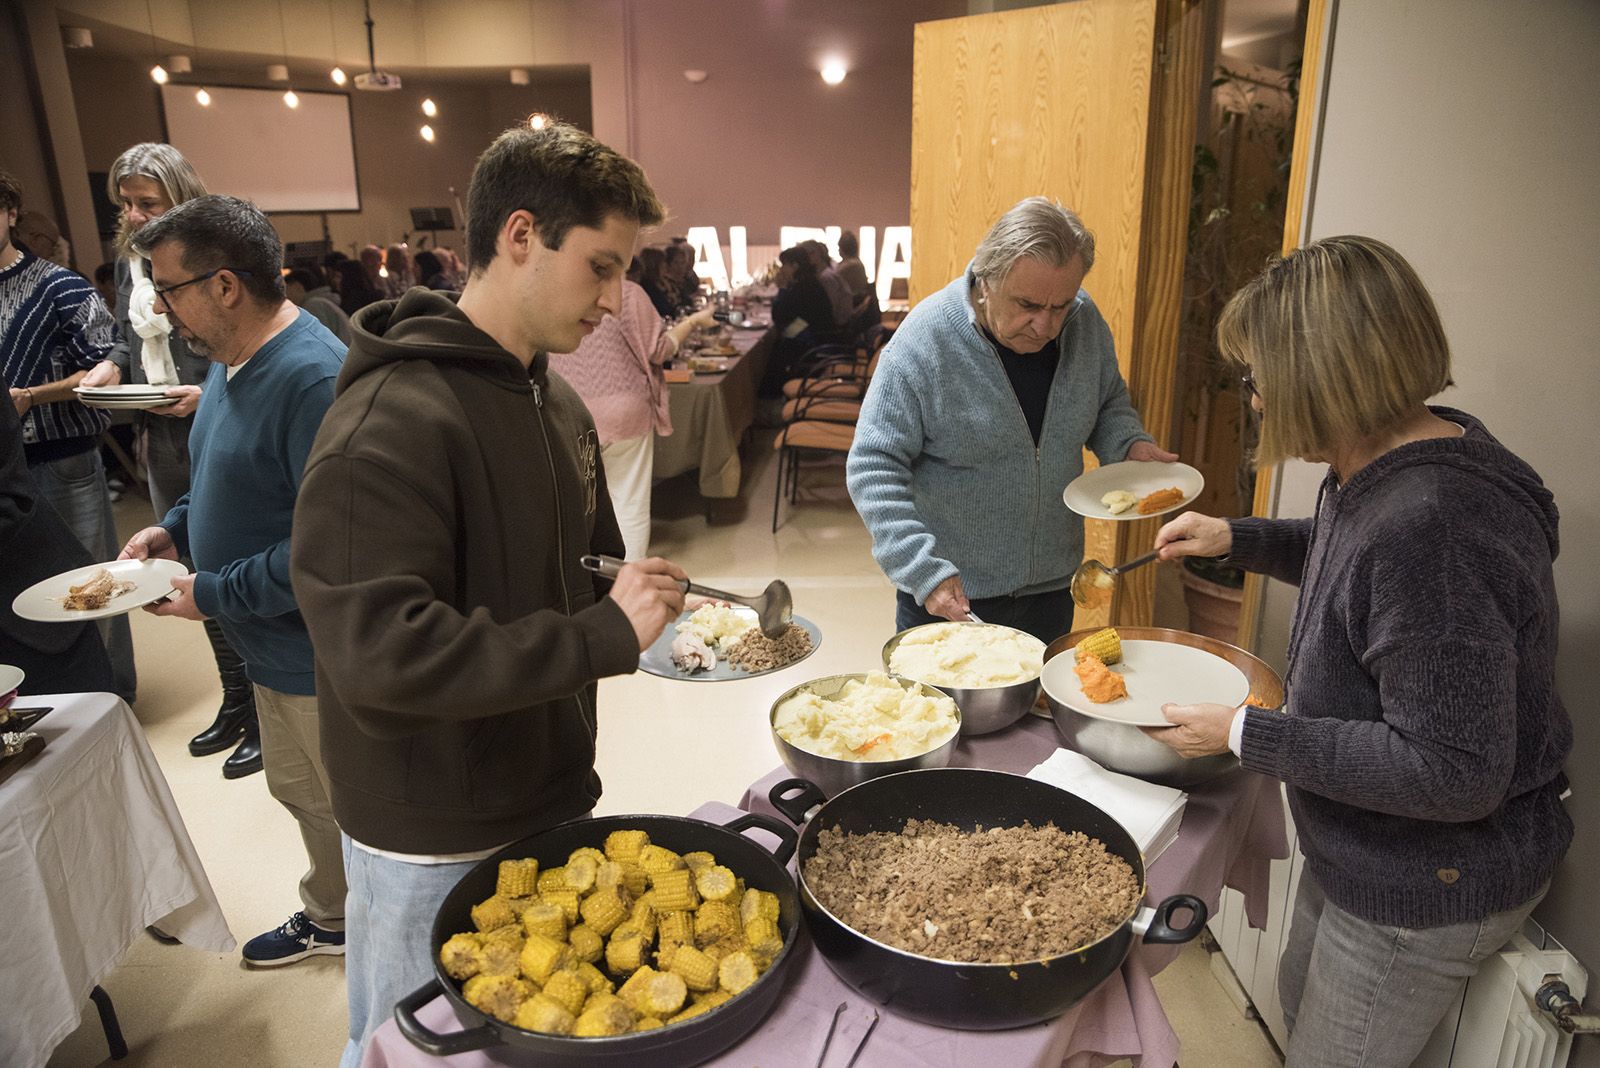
80;142;264;778
1147;236;1571;1065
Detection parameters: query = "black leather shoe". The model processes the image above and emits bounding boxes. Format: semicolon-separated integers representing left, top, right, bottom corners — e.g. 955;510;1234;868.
222;725;263;779
189;693;256;757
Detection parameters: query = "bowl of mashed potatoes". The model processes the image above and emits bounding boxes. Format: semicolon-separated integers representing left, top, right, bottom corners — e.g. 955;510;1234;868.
770;672;962;797
882;622;1045;736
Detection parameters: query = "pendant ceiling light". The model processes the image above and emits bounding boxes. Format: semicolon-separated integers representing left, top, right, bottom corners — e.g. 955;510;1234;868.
143;0;166;84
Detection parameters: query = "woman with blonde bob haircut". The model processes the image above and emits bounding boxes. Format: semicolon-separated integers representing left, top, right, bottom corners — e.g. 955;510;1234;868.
82;143;266;778
1147;235;1572;1065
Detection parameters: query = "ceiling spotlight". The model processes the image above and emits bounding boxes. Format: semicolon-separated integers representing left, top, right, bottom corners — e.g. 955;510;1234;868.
167;54;192;74
195;87;212;107
509;68;530;86
268;63;290;82
150;64;169;85
420;124;435;142
330;66;347;86
820;58;847;86
683;69;708;84
421;97;437;117
283;89;300;109
528;112;549;130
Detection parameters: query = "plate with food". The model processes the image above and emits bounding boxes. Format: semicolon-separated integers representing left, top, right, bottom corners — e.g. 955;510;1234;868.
12;558;189;622
1040;629;1248;727
1062;460;1204;521
639;600;821;681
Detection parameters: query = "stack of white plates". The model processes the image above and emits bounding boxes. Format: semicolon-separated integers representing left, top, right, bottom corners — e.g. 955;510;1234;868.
74;385;179;410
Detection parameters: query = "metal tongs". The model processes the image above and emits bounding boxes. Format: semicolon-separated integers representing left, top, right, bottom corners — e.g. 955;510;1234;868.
815;1002;880;1067
580;554;794;638
1070;548;1162;608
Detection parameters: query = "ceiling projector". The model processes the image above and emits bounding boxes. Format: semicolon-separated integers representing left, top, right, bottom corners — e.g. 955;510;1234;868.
354;70;402;91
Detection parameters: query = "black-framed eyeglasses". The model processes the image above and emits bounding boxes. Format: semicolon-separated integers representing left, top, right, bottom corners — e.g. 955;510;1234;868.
1240;369;1259;397
153;267;253;303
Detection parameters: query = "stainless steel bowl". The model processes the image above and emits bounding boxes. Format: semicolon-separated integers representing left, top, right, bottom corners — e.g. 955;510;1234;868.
881;622;1042;736
769;673;961;797
1041;626;1285;788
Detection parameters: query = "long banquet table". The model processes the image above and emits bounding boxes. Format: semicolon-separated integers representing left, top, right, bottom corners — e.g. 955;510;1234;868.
0;691;235;1068
652;326;773;499
361;713;1288;1068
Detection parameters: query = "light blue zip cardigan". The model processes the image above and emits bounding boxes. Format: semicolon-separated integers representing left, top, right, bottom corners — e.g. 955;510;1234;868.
846;269;1154;603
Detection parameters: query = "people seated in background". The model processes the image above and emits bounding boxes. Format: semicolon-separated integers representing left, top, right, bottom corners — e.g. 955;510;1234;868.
336;259;385;315
760;244;841;397
358;244;385;297
549;285;714;559
286;268;353;344
15;209;72;267
634;246;677;317
0;168;135;703
836;230;870;300
413;250;461;291
663;241;700;308
382;243;413;298
434;248;465;288
803;239;855;329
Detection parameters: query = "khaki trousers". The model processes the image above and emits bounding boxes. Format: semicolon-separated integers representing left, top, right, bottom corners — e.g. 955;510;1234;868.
254;685;346;928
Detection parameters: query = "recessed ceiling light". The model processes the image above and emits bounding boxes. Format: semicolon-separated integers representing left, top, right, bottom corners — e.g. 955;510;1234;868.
529;113;549;130
683;69;708;84
283;89;300;108
421;97;437;117
150;64;169;85
330;66;347;85
195;87;212;106
820;58;847;85
420;124;435;142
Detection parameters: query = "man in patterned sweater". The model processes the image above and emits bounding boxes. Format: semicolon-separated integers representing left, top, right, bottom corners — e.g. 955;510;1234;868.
0;169;135;700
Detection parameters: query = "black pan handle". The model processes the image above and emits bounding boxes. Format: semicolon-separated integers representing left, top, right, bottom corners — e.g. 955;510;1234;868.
769;778;827;826
394;978;501;1055
1132;894;1209;944
721;811;798;867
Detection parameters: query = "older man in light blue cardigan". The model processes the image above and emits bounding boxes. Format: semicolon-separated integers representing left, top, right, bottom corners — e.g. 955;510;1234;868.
847;198;1174;642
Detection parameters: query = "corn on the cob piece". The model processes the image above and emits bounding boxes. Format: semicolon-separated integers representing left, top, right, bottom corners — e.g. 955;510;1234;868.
566;924;603;964
540;968;590;1017
681;850;716;872
496;858;539;898
668;1001;714;1025
471;895;517;933
1074;626;1122;665
649;868;700;912
564;855;599;894
518;933;572;984
574;997;636;1037
693;988;734;1009
536;866;568;894
638;844;685;876
616;965;661;1013
511;993;575;1035
604;829;650;864
633;1017;665;1032
694;865;737;903
619;862;650;897
582;989;627;1015
693;901;738;945
654;939;683;972
567;846;605;866
572;960;613;995
700;932;747;963
474;933;524;977
636;971;689;1017
628;897;658;942
739;888;780;928
439;933;481;980
502;895;537;920
462;975;531;1024
520;902;568;940
717;950;761;995
744;916;783;963
594;859;625;892
658;909;695;946
579;886;630;936
667;944;718;992
543;887;581;924
605;927;648;974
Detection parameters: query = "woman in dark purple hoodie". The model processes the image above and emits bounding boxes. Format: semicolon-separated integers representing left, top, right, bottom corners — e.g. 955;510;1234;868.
1147;236;1571;1066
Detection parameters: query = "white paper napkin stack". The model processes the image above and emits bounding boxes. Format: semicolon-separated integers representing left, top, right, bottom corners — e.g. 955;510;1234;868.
1025;748;1187;863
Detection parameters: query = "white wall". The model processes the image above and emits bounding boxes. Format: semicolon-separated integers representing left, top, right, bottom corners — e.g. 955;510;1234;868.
1256;0;1600;1039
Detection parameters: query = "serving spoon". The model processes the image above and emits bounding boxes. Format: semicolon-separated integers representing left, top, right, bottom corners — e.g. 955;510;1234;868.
580;555;794;638
1070;549;1161;608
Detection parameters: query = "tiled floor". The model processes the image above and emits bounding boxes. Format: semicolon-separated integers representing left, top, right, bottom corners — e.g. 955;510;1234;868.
46;445;1282;1067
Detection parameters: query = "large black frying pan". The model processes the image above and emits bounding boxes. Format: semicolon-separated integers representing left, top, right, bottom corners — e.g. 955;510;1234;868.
396;812;800;1066
770;768;1205;1030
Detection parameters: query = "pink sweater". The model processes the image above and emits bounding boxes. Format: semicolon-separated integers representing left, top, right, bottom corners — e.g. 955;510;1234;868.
547;281;673;444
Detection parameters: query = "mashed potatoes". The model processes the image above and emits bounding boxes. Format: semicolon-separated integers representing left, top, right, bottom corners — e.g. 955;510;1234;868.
675;601;755;649
773;673;959;761
887;622;1046;688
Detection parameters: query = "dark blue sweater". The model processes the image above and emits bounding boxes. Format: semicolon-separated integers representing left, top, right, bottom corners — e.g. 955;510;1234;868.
1231;407;1571;927
162;310;343;694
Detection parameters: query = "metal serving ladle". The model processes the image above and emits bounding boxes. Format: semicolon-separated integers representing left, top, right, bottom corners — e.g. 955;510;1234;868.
580;555;794;638
1070;548;1161;608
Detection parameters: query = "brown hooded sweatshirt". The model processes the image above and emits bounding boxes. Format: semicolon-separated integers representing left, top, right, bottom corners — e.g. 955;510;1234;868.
291;288;637;853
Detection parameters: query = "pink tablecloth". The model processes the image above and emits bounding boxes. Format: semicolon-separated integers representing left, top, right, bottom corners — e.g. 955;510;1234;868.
362;715;1287;1068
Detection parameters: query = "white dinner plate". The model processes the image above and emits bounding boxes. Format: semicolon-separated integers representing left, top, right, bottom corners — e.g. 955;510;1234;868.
74;386;182;411
74;385;173;396
638;608;822;682
0;664;23;706
1063;461;1204;521
1041;638;1249;727
12;559;190;622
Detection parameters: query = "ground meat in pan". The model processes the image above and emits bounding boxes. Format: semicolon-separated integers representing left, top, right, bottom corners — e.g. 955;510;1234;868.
803;818;1141;964
725;623;813;672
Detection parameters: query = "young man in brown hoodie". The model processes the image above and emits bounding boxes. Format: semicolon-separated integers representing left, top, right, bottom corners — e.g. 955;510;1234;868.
290;122;688;1066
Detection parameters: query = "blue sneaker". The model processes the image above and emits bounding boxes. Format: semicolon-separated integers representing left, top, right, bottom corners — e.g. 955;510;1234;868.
242;911;345;967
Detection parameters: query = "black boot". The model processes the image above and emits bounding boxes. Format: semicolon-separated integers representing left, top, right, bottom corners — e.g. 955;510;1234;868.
222;713;263;779
190;620;253;756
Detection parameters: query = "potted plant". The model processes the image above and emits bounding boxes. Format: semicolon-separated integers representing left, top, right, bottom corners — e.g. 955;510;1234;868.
1173;60;1299;641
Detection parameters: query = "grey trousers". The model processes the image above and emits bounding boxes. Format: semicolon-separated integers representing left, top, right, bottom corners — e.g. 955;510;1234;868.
254;685;346;927
1278;866;1546;1067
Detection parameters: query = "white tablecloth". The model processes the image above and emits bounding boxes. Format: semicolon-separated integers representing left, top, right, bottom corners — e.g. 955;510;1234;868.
0;692;234;1068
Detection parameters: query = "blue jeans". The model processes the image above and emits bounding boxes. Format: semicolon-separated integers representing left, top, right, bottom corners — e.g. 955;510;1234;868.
1278;866;1547;1067
895;585;1076;646
338;837;485;1068
31;447;137;702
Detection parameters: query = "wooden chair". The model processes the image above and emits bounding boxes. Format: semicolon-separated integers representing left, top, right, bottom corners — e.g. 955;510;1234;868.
770;336;888;531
